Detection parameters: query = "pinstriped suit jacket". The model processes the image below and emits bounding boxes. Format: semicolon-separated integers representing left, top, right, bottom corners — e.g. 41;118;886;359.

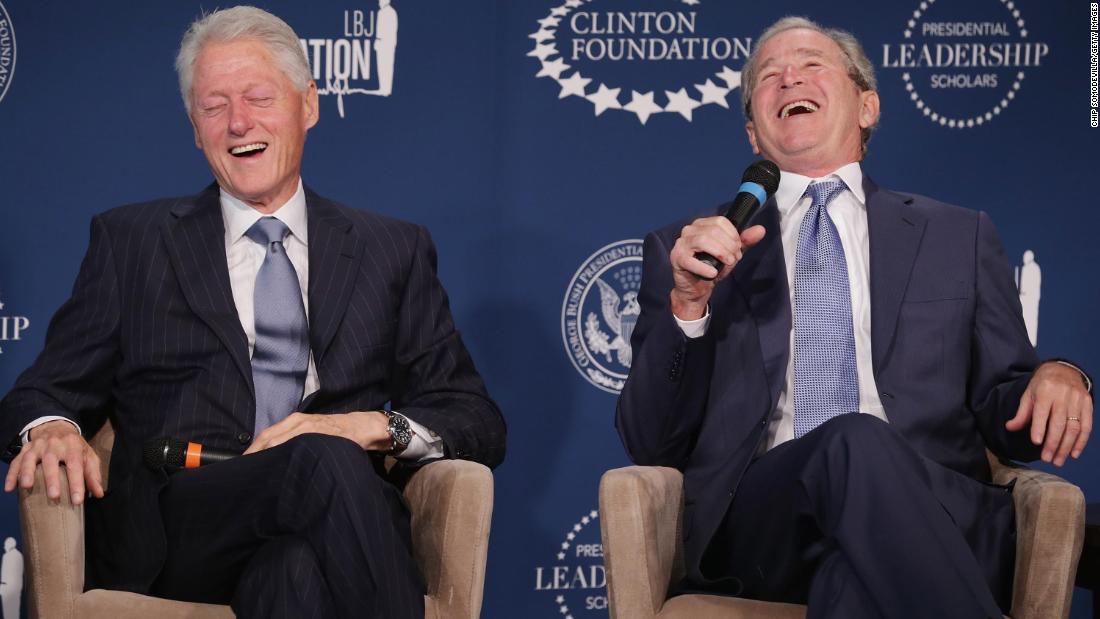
0;182;505;593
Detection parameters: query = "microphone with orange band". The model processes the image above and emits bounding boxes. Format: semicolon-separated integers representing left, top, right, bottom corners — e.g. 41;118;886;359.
144;437;237;472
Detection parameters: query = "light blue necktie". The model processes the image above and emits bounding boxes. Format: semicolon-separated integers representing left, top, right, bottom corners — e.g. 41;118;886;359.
245;217;309;435
793;180;860;439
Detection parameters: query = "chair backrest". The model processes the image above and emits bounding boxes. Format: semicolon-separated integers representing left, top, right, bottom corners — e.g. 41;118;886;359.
90;421;116;488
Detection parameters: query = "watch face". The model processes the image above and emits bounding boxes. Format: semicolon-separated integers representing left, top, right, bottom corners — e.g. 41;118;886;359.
390;415;413;446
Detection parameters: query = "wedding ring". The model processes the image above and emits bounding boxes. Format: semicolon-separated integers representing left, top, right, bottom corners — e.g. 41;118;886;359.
1068;416;1081;422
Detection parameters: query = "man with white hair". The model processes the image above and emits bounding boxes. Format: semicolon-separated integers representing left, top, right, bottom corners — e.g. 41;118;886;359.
617;16;1092;618
0;6;504;617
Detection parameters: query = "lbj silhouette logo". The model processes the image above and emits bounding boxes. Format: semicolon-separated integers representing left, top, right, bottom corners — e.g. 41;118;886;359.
300;0;399;118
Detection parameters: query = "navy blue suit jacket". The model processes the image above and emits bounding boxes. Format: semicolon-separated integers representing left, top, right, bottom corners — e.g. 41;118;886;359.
0;183;505;593
616;177;1041;585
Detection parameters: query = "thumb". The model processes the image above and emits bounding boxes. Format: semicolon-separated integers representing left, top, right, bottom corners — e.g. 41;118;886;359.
1006;391;1033;431
740;224;767;248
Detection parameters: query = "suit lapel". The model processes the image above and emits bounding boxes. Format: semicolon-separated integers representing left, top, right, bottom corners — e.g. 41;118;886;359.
161;183;254;395
865;177;927;375
305;188;361;369
728;199;790;411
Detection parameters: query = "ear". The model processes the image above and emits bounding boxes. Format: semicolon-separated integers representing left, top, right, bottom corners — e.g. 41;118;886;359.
303;80;320;130
858;90;880;130
745;120;761;156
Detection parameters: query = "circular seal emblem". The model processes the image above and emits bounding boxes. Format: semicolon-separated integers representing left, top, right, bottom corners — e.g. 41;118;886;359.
533;509;607;617
561;239;644;394
0;1;15;104
880;0;1048;128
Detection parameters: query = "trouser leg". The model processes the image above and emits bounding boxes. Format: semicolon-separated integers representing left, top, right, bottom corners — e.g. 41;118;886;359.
701;414;1013;619
151;433;425;619
231;535;334;619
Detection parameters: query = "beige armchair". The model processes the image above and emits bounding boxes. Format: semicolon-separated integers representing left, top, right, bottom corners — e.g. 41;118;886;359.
599;453;1085;619
18;422;494;619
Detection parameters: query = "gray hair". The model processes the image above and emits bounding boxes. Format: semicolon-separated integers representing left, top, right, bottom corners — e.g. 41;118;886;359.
741;16;878;154
175;6;312;113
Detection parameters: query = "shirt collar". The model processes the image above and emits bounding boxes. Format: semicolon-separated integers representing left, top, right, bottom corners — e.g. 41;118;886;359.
220;178;309;246
773;161;866;215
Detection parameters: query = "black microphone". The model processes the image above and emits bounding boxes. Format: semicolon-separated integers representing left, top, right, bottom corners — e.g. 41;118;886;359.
694;159;781;279
144;437;238;472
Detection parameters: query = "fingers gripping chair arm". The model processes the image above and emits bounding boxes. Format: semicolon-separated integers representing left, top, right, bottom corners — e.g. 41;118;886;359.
988;455;1085;619
599;466;685;619
18;467;84;619
403;459;494;619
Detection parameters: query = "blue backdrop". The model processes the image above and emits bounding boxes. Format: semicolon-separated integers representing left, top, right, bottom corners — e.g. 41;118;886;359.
0;1;1096;617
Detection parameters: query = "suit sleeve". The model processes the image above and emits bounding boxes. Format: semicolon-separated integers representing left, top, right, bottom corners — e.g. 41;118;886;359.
388;226;506;469
967;211;1042;462
0;215;122;460
615;230;715;469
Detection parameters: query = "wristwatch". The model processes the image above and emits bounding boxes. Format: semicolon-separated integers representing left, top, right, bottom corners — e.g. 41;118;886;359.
386;411;413;455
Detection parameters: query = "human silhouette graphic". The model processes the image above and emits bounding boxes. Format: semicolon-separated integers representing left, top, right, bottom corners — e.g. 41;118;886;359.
1016;250;1041;347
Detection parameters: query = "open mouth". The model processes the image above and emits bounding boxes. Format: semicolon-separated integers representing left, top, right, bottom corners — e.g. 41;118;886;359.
778;100;819;119
229;142;268;158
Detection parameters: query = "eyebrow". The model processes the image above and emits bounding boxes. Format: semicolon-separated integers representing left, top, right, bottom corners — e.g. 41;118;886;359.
757;47;828;71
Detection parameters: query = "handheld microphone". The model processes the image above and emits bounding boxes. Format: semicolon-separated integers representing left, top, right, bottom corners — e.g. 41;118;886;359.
694;159;781;279
144;437;238;472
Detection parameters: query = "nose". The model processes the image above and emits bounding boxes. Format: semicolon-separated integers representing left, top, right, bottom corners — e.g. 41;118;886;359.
227;100;254;137
779;65;803;89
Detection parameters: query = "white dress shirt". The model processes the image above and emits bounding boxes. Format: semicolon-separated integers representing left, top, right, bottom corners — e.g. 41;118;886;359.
25;179;442;462
676;162;887;452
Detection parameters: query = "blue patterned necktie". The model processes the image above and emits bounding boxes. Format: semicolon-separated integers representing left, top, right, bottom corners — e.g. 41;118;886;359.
793;180;860;439
245;217;310;435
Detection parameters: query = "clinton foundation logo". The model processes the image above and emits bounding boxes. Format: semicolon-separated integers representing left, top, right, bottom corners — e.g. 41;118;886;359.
527;0;751;124
881;0;1049;128
0;293;30;355
562;240;643;394
533;509;607;617
0;1;15;105
300;1;398;118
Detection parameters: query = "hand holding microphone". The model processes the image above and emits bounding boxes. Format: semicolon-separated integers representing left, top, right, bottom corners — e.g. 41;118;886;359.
669;160;780;320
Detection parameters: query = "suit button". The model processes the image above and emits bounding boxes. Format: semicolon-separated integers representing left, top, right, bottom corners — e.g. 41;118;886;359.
237;432;252;444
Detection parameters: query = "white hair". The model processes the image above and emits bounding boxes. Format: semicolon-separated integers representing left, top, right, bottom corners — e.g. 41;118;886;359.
741;16;879;154
175;6;312;113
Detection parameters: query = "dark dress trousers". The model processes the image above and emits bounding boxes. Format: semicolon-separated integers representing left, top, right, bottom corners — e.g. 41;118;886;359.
0;183;506;617
616;177;1042;618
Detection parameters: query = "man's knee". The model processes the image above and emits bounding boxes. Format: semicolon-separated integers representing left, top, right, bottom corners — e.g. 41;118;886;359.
806;414;917;476
280;433;386;501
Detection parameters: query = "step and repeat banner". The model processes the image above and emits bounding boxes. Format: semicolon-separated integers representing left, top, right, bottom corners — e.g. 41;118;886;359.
0;1;1096;617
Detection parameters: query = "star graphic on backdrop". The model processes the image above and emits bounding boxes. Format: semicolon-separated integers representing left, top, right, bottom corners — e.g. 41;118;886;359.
557;552;566;560
695;79;730;108
529;29;555;43
538;15;561;29
624;91;662;125
586;83;622;116
550;6;569;17
565;0;584;7
682;0;701;5
717;66;742;90
536;58;570;80
527;42;558;61
558;72;592;98
665;88;702;121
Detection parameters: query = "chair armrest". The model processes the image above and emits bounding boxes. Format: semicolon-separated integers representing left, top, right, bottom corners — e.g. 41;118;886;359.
403;459;493;619
989;457;1084;619
17;466;85;619
599;466;684;619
